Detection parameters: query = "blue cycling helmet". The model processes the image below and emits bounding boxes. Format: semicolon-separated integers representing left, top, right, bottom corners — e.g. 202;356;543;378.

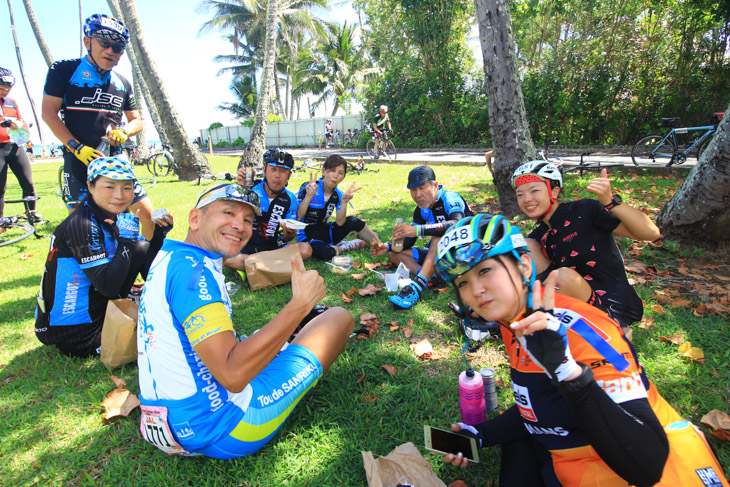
436;214;529;284
263;148;294;170
84;14;130;46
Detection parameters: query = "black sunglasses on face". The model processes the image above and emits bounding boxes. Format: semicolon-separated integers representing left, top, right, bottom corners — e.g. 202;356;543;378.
95;37;125;54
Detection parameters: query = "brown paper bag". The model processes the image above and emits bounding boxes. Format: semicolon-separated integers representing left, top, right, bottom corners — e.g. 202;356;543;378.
245;245;304;291
100;298;138;369
362;442;447;487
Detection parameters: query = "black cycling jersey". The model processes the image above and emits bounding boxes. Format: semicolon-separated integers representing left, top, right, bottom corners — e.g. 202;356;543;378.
296;178;342;229
44;57;136;181
242;179;298;253
528;199;643;326
402;186;473;250
373;112;389;129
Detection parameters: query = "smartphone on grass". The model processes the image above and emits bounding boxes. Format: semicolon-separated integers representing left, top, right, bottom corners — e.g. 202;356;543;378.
424;425;479;463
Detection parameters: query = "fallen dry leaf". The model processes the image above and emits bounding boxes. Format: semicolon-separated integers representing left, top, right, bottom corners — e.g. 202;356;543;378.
102;388;140;422
387;322;400;331
363;394;378;402
638;317;655;329
346;287;358;297
433;288;450;293
381;364;398;376
651;304;665;314
669;297;692;308
678;342;706;363
360;312;377;322
402;327;413;339
341;293;353;303
356;372;365;384
659;333;686;345
448;481;468;487
20;254;34;260
358;284;382;296
351;272;367;280
701;409;730;441
351;261;362;269
364;262;383;271
409;338;443;360
407;319;414;327
110;375;127;389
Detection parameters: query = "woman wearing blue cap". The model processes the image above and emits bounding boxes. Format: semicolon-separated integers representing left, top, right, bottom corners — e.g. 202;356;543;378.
34;156;172;357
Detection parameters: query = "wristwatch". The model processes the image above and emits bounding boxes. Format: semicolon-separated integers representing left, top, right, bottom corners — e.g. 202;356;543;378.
66;138;80;150
557;363;594;394
603;194;622;211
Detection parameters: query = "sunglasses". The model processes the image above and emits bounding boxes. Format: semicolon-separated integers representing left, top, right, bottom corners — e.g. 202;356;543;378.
196;184;261;214
94;37;125;54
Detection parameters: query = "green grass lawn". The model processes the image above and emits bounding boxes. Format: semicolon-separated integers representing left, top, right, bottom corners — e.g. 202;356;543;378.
1;157;728;485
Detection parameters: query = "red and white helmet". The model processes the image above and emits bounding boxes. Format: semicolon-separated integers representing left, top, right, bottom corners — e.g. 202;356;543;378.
380;105;388;113
512;161;562;189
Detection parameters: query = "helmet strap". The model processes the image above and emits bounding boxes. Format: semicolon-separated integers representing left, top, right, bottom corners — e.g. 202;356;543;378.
539;181;557;220
86;49;111;75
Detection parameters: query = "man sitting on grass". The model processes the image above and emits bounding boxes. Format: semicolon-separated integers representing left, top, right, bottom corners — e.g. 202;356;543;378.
371;166;473;309
137;183;353;459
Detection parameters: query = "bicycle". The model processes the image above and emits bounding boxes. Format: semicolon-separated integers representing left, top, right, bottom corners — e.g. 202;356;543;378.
631;114;722;167
0;196;48;247
537;141;622;176
366;128;397;160
347;159;380;174
292;158;324;173
147;145;176;176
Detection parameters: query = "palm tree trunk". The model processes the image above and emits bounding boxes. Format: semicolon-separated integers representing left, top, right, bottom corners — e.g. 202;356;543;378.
239;0;278;168
110;0;210;179
272;50;287;120
474;0;536;216
7;0;48;157
78;0;83;57
132;75;150;160
21;0;53;66
106;0;168;148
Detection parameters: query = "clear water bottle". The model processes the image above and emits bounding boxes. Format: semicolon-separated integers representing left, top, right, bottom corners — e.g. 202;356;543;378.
97;137;111;157
459;368;486;425
392;218;405;252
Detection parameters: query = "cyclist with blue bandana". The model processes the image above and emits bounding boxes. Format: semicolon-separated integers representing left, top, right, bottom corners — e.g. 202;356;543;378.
225;148;312;272
137;183;353;459
372;166;473;309
34;157;172;357
41;14;155;240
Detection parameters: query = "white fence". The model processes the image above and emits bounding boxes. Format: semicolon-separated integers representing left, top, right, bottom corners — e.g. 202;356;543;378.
199;113;367;147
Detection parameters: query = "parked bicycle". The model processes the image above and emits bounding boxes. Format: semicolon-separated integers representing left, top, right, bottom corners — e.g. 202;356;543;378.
146;144;177;176
292;158;324;173
347;159;380;174
631;113;722;167
366;128;397;160
0;196;48;247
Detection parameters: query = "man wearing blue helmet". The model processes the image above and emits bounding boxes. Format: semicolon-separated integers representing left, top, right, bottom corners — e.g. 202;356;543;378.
41;14;155;239
34;157;172;357
225;148;312;272
434;214;727;487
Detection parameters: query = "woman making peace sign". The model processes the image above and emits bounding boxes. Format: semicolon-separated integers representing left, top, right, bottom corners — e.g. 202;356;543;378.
433;214;727;487
295;154;379;260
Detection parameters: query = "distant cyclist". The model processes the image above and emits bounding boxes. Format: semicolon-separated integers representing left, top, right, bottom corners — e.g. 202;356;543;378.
41;14;156;240
371;105;392;159
325;119;333;148
0;67;38;223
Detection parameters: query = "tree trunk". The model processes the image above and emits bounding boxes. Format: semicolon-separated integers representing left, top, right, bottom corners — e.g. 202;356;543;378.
105;0;169;149
111;0;210;180
7;0;48;157
78;0;83;57
474;0;537;217
132;74;150;160
657;105;730;246
21;0;53;66
239;0;278;169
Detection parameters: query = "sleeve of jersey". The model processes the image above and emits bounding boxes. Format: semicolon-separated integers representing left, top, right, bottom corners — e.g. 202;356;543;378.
43;61;71;97
443;191;467;217
67;216;110;268
285;191;299;219
586;199;621;233
182;302;235;348
296;182;307;204
335;188;343;211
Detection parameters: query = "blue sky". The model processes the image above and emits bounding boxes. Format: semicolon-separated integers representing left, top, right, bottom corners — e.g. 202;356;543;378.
1;0;359;144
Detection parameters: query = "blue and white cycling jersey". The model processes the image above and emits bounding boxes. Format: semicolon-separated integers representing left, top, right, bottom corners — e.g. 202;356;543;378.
137;239;249;451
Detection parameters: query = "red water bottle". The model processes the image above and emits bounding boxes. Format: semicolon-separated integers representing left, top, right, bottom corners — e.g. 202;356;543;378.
459;368;486;425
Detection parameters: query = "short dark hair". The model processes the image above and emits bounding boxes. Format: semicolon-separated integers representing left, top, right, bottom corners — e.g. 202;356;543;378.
323;154;347;174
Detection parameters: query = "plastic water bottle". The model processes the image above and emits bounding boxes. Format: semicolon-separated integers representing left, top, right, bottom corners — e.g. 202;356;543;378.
459;368;486;425
392;218;405;252
97;137;110;157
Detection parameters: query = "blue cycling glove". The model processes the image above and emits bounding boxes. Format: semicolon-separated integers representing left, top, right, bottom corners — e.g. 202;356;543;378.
516;309;580;383
116;213;142;241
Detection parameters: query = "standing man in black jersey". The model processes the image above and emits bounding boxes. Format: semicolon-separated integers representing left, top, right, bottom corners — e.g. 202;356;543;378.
41;14;155;240
372;166;473;309
225;148;312;272
371;105;391;159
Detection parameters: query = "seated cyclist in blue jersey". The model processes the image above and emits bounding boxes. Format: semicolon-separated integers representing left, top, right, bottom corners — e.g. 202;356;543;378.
224;148;312;272
371;166;473;309
34;157;172;357
137;183;354;459
296;154;380;260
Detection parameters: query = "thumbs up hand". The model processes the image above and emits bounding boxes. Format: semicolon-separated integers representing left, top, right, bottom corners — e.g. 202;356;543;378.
586;168;613;206
290;256;325;312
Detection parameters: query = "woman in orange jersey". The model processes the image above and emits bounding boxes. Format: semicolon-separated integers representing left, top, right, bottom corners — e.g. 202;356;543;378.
434;214;727;487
